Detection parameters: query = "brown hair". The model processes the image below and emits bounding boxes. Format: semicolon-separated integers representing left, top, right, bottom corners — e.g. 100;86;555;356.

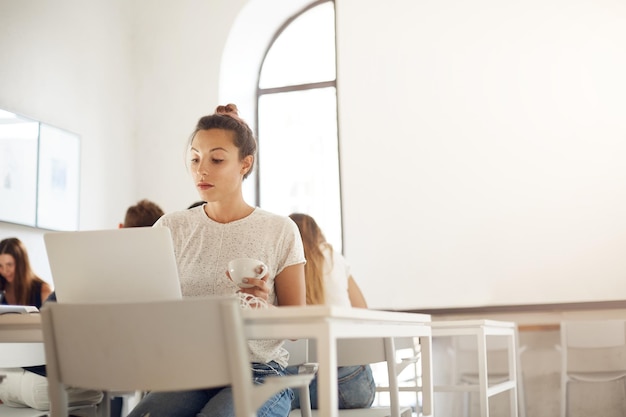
189;103;257;179
289;213;333;305
123;199;165;228
0;237;47;305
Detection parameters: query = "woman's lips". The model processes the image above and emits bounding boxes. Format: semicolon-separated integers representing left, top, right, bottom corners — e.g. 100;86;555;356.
197;183;213;190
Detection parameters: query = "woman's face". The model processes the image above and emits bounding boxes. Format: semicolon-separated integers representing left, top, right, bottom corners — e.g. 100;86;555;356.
0;254;16;282
189;128;252;203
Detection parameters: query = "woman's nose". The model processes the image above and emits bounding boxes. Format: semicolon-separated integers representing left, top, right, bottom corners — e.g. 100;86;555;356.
196;161;208;176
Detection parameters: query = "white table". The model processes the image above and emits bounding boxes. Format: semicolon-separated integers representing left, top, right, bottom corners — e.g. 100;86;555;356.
0;313;46;368
1;308;433;417
242;305;433;417
0;313;42;343
431;319;519;417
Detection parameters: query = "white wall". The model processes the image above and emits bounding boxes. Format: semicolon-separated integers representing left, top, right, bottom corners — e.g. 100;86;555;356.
2;0;626;310
336;0;626;309
0;0;137;231
0;0;138;283
132;0;248;213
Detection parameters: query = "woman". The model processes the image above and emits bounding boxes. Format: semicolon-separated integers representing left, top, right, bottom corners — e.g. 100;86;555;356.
127;104;306;417
0;237;52;307
286;213;376;410
0;237;102;411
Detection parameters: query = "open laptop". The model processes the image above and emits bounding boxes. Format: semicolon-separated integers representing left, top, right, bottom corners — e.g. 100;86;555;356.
44;227;182;303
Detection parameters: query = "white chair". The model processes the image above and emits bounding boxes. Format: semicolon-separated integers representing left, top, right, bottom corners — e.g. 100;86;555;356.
285;338;414;417
373;337;422;411
559;319;626;417
41;296;314;417
0;342;96;417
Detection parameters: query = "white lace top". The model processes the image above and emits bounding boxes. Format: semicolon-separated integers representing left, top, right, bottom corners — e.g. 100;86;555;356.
154;206;305;367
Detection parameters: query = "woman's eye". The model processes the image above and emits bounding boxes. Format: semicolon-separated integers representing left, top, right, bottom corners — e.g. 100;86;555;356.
190;158;199;164
212;158;224;164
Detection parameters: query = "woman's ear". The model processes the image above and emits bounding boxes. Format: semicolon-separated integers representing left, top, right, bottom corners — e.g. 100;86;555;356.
241;155;253;176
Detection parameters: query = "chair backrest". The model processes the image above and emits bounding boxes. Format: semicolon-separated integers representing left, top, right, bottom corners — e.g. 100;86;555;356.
284;339;309;366
561;320;626;349
41;296;255;415
560;319;626;375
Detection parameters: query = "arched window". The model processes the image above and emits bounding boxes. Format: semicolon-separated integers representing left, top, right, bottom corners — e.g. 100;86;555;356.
256;0;342;250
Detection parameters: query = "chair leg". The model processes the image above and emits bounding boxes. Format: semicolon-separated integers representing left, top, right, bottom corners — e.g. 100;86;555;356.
98;392;111;417
622;378;626;416
463;391;471;417
560;379;567;417
299;385;312;417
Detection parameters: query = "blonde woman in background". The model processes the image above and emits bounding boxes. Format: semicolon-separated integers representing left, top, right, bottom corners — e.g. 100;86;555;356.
286;213;376;410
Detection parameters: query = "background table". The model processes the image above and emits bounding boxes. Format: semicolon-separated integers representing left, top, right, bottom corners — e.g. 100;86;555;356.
431;319;519;417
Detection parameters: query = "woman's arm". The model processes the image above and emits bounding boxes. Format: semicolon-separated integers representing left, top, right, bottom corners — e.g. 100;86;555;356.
274;263;306;306
347;276;368;308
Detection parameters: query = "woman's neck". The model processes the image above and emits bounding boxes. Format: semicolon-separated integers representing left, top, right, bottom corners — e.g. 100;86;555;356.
203;201;254;224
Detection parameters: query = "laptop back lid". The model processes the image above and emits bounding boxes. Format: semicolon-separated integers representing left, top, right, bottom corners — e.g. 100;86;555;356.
44;227;182;303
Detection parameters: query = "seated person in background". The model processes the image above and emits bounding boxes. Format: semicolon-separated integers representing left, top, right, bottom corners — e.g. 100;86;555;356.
285;213;376;410
119;198;165;228
0;237;52;307
0;238;102;410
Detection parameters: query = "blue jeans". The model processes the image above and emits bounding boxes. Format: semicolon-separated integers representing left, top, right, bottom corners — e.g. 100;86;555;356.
284;365;376;410
127;362;293;417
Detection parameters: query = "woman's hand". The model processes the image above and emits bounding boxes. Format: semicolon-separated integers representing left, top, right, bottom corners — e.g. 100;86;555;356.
226;270;270;302
237;273;270;301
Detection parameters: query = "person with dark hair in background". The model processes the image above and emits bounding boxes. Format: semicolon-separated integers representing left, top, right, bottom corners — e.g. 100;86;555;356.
0;238;102;410
0;237;52;307
119;198;165;228
285;213;376;410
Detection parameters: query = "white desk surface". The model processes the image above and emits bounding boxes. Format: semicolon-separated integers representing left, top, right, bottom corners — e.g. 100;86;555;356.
242;305;430;330
431;319;516;330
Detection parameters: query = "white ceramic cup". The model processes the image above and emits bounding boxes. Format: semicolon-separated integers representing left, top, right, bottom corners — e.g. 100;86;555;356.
228;258;268;288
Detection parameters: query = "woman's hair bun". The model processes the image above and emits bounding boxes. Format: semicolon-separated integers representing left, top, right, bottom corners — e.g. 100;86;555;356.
215;103;239;117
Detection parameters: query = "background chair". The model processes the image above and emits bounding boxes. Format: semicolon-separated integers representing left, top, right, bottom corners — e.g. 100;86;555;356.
559;319;626;417
373;337;422;412
285;338;414;417
41;296;314;417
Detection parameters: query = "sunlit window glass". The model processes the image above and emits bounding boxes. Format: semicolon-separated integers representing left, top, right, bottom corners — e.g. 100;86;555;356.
258;88;341;249
259;2;336;89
